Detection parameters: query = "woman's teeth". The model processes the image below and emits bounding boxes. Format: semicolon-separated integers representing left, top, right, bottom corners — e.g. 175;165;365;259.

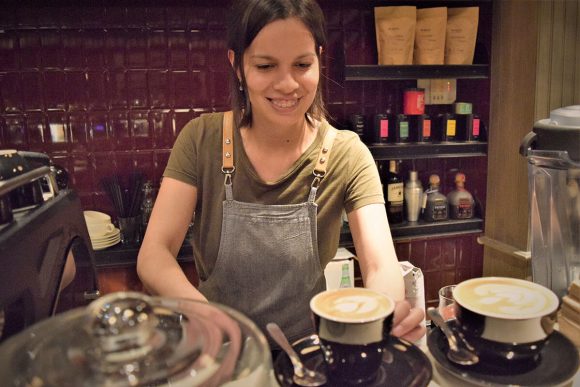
270;99;298;108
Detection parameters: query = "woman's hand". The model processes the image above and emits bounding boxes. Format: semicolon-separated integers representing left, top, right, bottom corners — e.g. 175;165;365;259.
391;300;426;343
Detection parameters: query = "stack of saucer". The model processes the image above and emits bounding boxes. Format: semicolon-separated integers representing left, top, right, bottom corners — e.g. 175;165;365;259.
84;210;121;250
559;280;580;347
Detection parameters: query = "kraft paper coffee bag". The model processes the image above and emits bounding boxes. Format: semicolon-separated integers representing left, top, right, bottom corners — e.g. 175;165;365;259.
445;7;479;64
375;6;416;65
414;7;447;64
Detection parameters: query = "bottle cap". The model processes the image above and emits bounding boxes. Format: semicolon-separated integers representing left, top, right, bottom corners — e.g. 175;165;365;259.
429;174;440;187
410;170;418;180
455;172;466;183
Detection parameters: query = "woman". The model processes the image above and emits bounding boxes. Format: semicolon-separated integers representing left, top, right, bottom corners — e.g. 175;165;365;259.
137;0;425;345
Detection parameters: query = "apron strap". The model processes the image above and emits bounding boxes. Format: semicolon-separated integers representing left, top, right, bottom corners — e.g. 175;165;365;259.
222;111;235;200
309;124;337;202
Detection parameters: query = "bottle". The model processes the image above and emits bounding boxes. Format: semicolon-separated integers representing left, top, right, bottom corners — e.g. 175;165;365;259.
447;172;475;219
339;262;352;288
404;171;423;222
422;174;448;221
385;160;404;224
141;181;155;231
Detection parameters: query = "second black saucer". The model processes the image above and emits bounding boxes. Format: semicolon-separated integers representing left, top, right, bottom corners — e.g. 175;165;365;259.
273;334;432;387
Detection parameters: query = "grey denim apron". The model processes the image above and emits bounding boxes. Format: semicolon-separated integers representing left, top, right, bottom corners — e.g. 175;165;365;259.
198;111;337;344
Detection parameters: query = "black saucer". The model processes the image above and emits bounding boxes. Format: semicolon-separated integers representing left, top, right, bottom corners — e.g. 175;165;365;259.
273;334;432;387
427;323;579;386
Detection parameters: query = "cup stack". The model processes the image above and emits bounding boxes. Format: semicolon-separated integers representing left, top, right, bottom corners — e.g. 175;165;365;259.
84;210;121;250
559;279;580;347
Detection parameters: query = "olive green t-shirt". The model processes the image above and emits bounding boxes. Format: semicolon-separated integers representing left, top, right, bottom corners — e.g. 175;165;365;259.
164;112;384;281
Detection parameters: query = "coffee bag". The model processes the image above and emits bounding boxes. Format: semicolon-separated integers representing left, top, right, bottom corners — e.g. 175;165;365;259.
414;7;447;64
375;6;416;65
445;7;479;64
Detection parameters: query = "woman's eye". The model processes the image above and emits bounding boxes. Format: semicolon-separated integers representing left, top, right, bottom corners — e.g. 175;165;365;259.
256;64;274;70
296;63;312;69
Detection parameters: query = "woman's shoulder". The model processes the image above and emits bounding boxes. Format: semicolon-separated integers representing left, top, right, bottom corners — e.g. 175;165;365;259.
323;121;366;149
181;111;223;133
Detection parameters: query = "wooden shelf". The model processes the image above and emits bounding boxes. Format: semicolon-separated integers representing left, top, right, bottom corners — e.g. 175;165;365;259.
344;65;490;81
339;217;484;246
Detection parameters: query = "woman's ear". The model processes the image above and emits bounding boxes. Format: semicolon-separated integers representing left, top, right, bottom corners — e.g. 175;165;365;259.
228;49;241;80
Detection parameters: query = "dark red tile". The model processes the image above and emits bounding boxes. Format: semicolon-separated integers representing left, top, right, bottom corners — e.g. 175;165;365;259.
126;32;147;69
3;115;27;147
40;30;63;70
104;7;127;29
62;32;86;70
395;241;411;261
87;71;108;110
25;112;47;150
171;71;192;108
148;70;170;109
69;112;89;152
71;153;93;192
147;31;168;69
65;71;88;111
105;31;126;69
424;239;442;271
19;31;42;69
190;31;208;68
166;7;191;31
47;112;68;150
84;31;106;70
150;109;173;149
168;32;189;69
43;71;67;111
130;111;151;149
107;71;128;109
127;70;148;108
109;111;130;150
88;112;111;151
21;71;43;111
1;72;23;113
0;32;19;70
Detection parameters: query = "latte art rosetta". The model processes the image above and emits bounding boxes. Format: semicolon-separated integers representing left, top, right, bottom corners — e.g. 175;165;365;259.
454;277;559;319
472;284;547;315
330;295;380;317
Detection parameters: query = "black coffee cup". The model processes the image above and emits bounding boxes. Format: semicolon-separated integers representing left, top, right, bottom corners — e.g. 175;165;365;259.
310;288;395;384
453;277;559;368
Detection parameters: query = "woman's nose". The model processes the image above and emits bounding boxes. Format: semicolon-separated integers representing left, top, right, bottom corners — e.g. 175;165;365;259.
273;70;299;93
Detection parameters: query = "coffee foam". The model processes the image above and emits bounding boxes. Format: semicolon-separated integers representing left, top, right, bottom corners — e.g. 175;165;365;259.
310;288;394;323
454;277;559;319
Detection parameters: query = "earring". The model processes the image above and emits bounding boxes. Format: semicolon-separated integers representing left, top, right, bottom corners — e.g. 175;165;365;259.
239;83;243;92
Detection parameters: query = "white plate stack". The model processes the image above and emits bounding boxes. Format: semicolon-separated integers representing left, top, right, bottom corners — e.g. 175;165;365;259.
84;211;121;250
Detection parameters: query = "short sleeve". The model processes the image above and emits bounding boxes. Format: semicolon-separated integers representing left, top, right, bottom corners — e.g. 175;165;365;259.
163;118;199;187
343;138;384;213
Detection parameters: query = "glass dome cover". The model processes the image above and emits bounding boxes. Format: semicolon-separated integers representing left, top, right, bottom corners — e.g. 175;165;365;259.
0;292;274;386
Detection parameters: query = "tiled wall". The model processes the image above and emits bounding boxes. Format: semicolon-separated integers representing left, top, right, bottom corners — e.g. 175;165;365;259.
0;1;488;302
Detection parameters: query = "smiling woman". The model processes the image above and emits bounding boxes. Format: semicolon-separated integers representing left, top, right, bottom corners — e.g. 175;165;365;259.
136;0;426;350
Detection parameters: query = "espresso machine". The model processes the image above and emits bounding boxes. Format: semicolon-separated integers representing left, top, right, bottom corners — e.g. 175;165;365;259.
520;105;580;298
0;150;100;341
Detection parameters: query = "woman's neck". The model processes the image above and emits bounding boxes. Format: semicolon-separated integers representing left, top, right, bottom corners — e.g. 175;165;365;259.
243;116;316;152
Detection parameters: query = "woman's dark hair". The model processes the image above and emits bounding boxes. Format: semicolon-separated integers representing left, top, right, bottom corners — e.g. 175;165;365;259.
227;0;327;128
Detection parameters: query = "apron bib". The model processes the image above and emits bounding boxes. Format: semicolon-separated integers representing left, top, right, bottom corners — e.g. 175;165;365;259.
198;111;337;344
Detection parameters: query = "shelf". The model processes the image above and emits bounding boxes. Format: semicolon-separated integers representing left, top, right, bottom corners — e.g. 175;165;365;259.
94;241;193;268
344;65;490;81
366;142;487;160
340;217;483;246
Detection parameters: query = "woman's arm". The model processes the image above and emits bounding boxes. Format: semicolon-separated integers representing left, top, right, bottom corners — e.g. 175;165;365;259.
137;177;207;302
347;203;405;300
348;203;425;341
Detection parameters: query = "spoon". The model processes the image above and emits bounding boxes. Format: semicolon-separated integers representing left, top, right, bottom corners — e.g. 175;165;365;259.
266;322;327;387
427;307;479;366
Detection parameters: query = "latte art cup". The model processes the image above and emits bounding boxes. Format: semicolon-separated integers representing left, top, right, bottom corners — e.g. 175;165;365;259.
310;288;395;384
453;277;560;368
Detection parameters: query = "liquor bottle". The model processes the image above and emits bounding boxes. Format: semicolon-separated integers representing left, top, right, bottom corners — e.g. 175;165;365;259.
447;172;475;219
385;160;404;224
422;174;448;221
339;262;352;288
404;171;423;222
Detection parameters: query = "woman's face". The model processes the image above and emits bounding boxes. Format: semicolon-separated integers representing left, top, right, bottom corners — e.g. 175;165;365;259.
241;17;320;129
